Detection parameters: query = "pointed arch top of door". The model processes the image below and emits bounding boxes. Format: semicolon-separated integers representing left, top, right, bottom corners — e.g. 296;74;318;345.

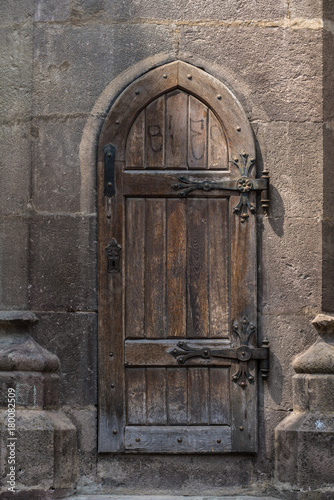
98;61;255;163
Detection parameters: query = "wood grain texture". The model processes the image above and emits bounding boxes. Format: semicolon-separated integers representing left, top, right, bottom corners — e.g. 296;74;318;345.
208;199;229;338
166;91;188;169
146;96;165;168
125;198;145;339
126;368;147;425
208;110;228;169
209;367;230;425
125;339;233;367
188;95;208;170
166;199;187;337
145;199;166;338
146;368;167;424
188;368;209;424
167;368;188;425
126;109;145;168
187;199;209;338
125;425;232;453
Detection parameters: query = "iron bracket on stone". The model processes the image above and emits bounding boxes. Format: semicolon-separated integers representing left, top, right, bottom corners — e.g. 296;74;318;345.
104;143;116;197
106;238;122;273
172;152;269;222
170;317;270;389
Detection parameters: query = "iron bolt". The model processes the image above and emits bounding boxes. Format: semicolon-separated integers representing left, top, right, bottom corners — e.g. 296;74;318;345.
111;384;115;388
237;126;241;131
217;439;221;444
113;429;118;434
163;73;167;78
107;182;112;187
177;438;182;443
217;94;222;100
135;437;140;442
109;352;114;357
135;90;140;95
239;426;244;431
187;74;192;80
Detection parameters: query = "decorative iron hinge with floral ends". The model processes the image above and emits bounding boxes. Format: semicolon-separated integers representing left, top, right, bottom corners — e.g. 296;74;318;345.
170;317;270;389
171;152;269;222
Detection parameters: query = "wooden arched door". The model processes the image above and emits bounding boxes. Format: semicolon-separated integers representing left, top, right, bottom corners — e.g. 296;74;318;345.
97;61;269;454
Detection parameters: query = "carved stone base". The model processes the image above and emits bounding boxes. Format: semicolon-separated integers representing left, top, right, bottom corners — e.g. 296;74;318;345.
0;311;78;498
274;314;334;499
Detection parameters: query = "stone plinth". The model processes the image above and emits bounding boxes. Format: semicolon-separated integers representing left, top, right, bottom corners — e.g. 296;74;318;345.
274;314;334;499
0;311;77;499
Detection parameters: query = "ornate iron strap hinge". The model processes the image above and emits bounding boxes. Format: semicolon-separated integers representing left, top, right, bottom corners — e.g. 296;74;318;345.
172;152;269;222
170;317;269;389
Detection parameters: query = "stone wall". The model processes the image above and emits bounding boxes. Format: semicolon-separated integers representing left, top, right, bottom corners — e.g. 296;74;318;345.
0;0;330;497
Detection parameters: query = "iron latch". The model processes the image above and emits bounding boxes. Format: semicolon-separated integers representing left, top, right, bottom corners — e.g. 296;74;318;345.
170;317;269;389
172;152;269;222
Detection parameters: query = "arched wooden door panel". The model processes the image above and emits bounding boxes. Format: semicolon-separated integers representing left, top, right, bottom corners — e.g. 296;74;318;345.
97;61;268;454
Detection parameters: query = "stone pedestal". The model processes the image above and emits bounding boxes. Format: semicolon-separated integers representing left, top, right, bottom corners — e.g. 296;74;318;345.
0;312;78;499
274;314;334;500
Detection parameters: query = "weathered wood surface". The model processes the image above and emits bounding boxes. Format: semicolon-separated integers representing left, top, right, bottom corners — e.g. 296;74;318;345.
98;60;257;454
125;426;232;453
124;198;230;340
125;339;233;366
126;89;228;170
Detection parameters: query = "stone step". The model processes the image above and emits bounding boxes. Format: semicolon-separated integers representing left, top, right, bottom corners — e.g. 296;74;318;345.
68;496;281;500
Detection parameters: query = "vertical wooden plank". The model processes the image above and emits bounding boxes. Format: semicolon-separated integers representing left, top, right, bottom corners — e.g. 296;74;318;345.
146;96;165;168
125;198;145;338
208;110;228;170
167;368;187;425
188;368;209;424
98;157;125;452
125;110;145;168
145;199;166;338
186;199;209;338
209;368;230;425
126;368;147;425
230;190;258;452
166;91;188;169
146;368;167;424
188;95;208;169
208;199;229;338
166;199;187;337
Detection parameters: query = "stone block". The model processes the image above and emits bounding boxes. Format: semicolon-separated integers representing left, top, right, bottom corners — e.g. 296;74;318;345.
32;117;87;213
0;24;33;125
275;412;334;490
0;409;77;494
293;374;334;412
32;313;97;406
35;0;71;22
0;0;34;25
0;124;31;216
0;218;28;310
29;215;97;312
98;454;254;494
179;27;322;122
323;31;334;123
33;24;176;116
290;0;322;19
99;0;287;21
254;122;323;219
63;406;97;490
260;314;318;410
260;217;322;315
